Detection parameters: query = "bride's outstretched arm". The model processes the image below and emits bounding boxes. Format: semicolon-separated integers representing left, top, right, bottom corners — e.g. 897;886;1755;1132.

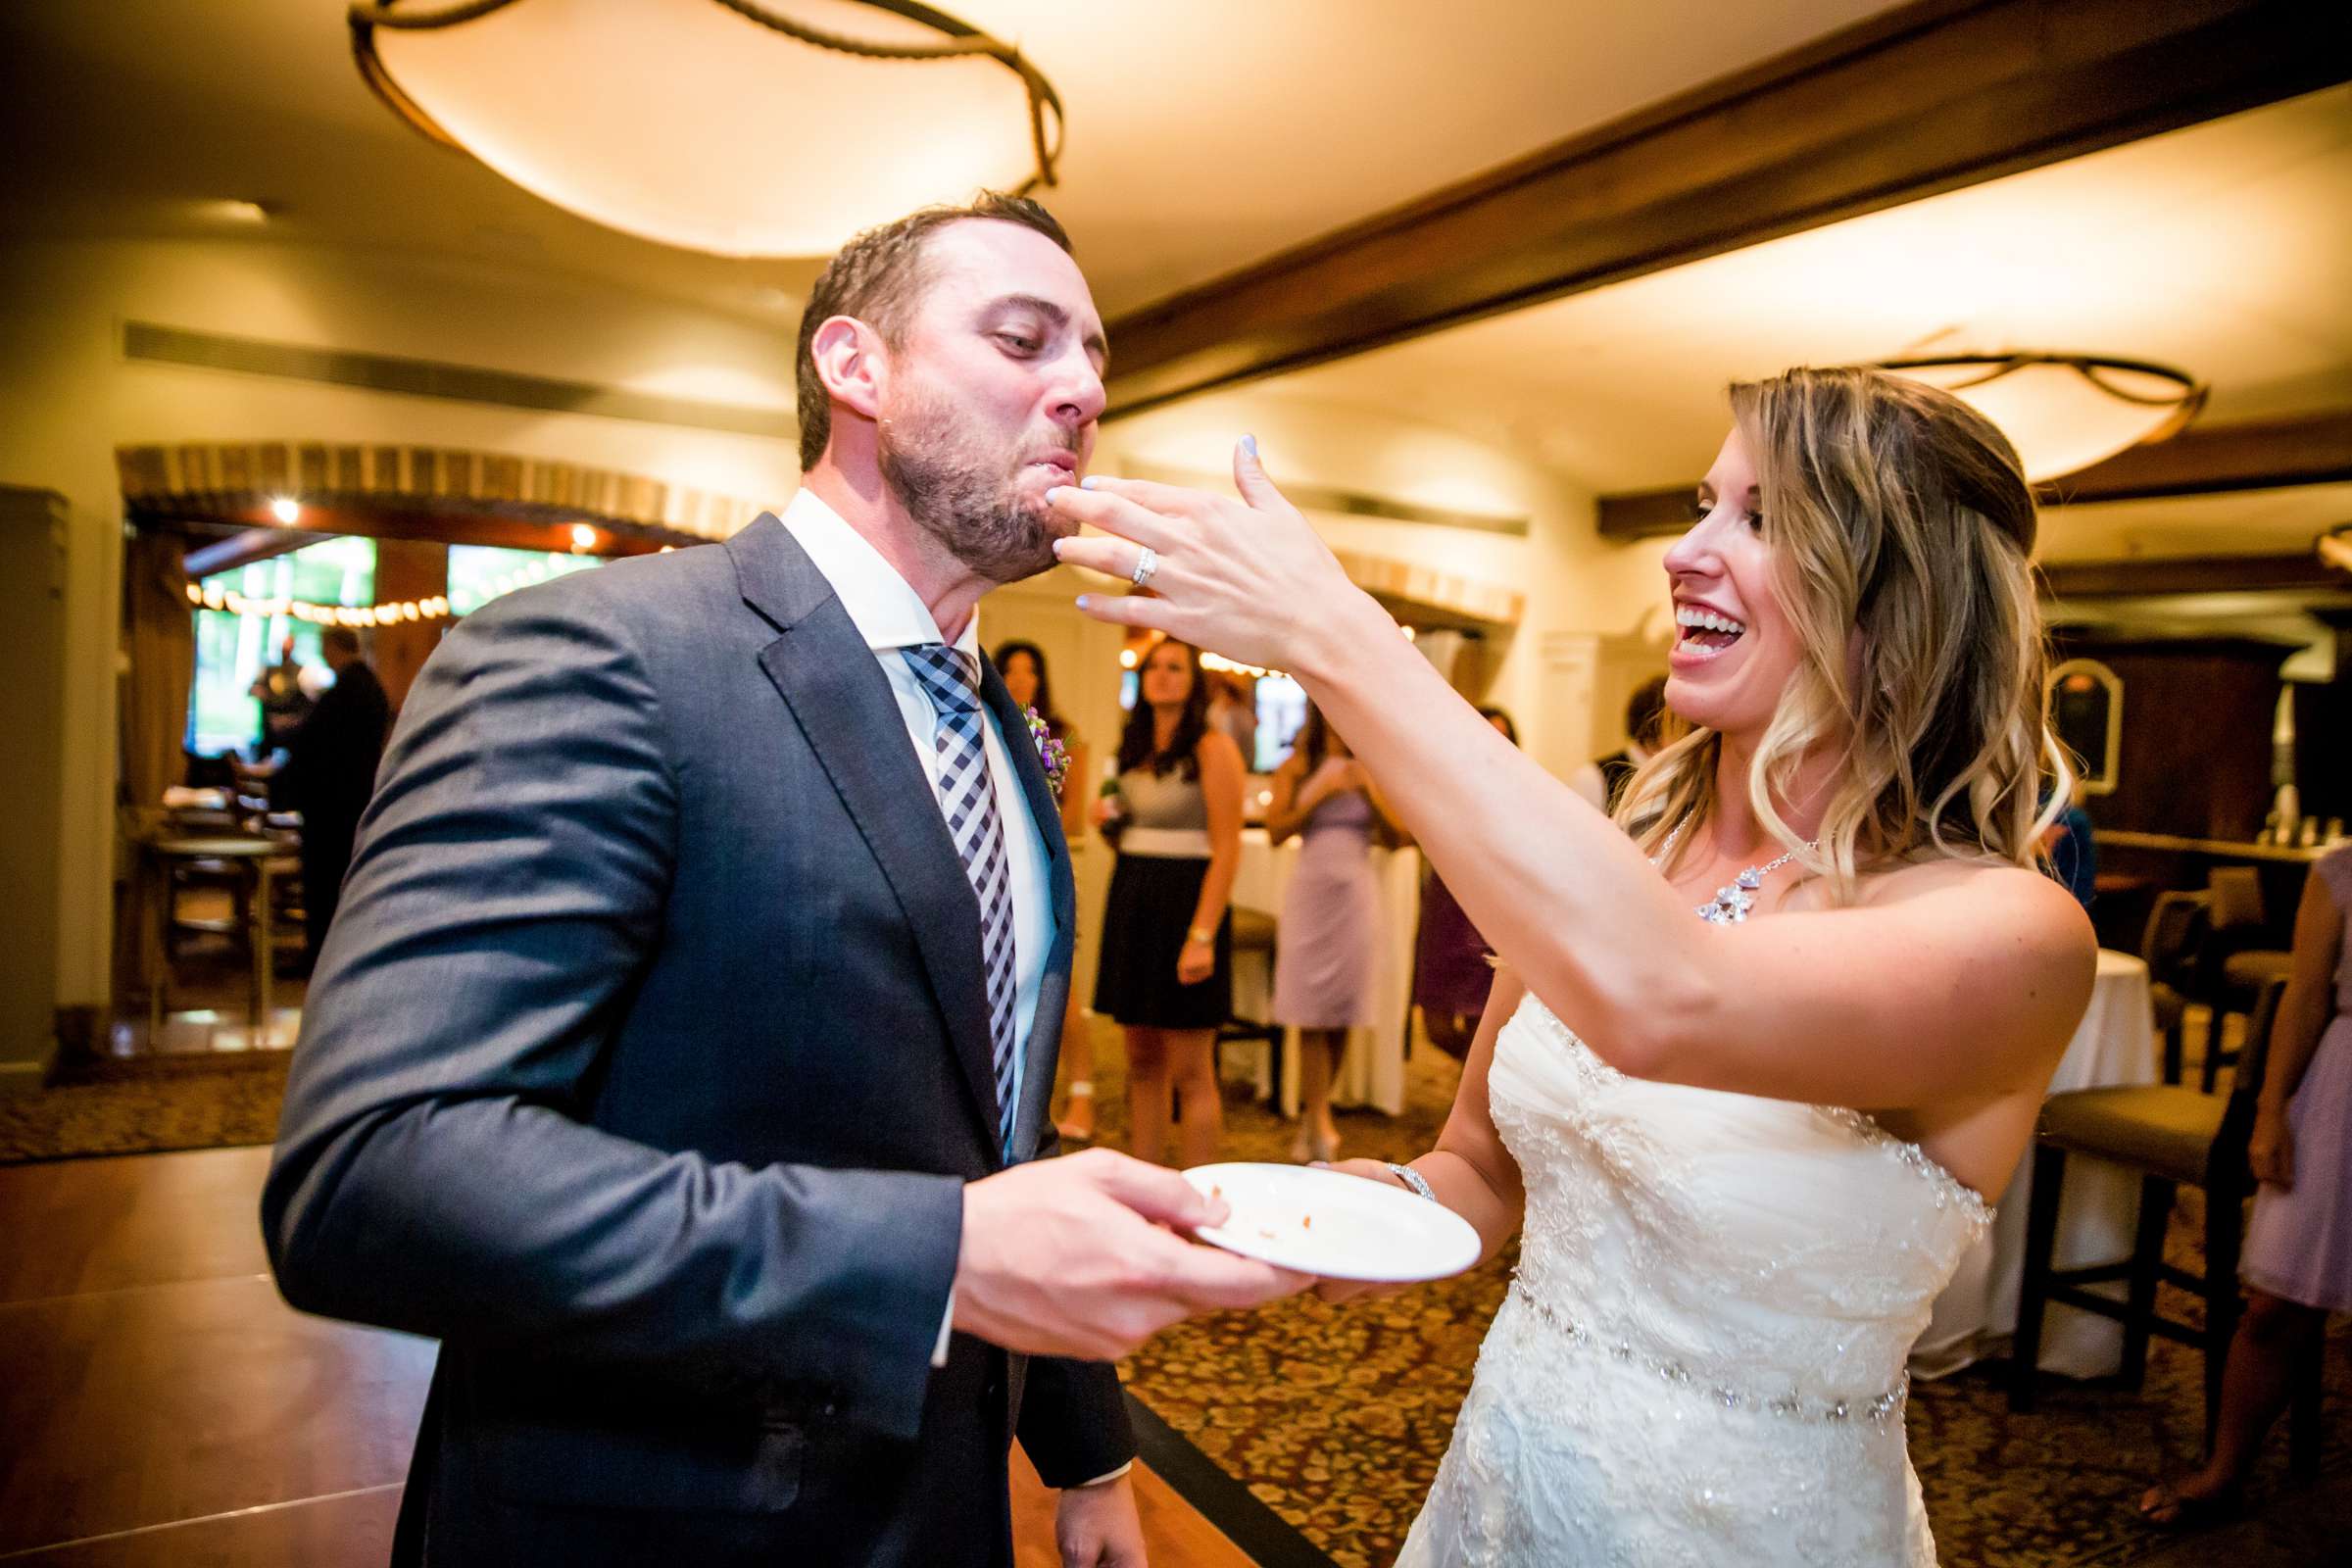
1320;969;1527;1302
1048;448;2092;1114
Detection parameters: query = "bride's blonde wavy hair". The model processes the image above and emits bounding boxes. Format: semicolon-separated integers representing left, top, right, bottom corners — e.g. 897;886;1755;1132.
1615;367;2069;902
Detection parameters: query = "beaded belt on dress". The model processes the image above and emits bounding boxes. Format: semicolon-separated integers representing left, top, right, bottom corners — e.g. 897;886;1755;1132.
1508;1279;1909;1426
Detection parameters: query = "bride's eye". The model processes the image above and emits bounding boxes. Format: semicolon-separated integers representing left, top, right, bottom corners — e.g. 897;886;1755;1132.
1688;495;1711;521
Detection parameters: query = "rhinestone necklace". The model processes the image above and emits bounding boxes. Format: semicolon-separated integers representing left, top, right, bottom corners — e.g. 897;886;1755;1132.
1657;824;1815;924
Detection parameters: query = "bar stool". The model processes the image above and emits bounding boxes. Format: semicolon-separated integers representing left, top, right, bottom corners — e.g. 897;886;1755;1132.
2010;980;2320;1475
2200;868;2291;1092
1217;907;1282;1091
141;835;285;1046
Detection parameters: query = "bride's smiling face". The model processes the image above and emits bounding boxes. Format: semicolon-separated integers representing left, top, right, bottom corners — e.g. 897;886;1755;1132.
1660;428;1806;740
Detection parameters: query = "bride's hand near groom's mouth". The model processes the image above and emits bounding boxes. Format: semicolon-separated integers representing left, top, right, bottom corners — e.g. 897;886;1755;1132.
1048;437;1385;685
955;1147;1312;1361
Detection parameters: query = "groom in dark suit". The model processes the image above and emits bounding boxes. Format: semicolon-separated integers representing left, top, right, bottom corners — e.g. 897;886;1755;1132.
263;193;1303;1567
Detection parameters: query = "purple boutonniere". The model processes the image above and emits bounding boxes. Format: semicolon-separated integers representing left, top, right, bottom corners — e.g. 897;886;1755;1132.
1025;707;1069;793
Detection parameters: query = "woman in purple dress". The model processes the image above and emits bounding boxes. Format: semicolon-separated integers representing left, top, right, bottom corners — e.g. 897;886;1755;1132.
2142;841;2352;1525
1267;704;1405;1161
1413;707;1519;1060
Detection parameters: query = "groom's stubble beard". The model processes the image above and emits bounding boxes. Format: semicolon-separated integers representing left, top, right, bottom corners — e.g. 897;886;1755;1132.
877;377;1073;585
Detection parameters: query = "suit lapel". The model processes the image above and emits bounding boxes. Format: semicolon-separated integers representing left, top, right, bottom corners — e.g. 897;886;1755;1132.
734;516;1004;1157
976;659;1079;1159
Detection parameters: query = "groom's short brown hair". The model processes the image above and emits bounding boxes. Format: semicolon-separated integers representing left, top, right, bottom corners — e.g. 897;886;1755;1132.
795;192;1075;471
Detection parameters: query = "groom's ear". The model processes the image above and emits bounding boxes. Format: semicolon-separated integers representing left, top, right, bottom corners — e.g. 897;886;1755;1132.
809;315;888;424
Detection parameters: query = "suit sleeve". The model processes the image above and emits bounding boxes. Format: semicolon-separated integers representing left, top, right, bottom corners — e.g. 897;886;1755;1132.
260;584;963;1441
1012;1119;1138;1486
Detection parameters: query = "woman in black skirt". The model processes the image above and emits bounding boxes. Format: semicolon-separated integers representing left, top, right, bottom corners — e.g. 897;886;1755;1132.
1093;637;1246;1167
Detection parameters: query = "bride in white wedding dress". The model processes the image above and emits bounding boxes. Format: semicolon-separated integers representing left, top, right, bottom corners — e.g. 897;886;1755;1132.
1050;368;2098;1564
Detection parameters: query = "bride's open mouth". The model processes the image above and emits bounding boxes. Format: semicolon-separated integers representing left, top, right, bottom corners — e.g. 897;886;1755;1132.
1674;604;1746;662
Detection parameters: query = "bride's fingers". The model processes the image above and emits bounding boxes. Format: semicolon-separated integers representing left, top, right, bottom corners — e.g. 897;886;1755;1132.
1230;434;1290;513
1071;589;1179;633
1045;484;1187;551
1076;473;1226;520
1052;534;1152;582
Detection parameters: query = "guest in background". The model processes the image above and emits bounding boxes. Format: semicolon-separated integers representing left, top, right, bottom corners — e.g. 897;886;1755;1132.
247;633;317;760
270;627;390;961
994;638;1099;1143
1206;667;1259;771
2040;785;2098;911
1570;674;1669;814
1093;638;1245;1166
1267;702;1407;1160
2141;841;2352;1527
1413;707;1519;1060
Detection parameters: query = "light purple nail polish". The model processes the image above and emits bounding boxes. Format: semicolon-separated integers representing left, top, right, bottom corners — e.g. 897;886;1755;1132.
1241;433;1258;459
1080;475;1103;489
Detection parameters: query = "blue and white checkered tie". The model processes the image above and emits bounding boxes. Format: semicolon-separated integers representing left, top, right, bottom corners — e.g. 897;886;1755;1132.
904;644;1019;1156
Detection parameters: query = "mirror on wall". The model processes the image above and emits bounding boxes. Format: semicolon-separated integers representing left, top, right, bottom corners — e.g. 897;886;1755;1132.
2046;659;2123;796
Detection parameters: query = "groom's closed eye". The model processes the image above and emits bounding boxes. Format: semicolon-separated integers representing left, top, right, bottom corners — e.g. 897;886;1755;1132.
983;294;1107;375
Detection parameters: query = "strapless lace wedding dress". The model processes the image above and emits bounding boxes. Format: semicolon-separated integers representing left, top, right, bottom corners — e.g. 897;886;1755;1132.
1396;996;1991;1566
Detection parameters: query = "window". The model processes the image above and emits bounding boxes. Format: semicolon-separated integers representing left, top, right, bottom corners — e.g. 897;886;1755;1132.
446;544;601;615
188;536;377;758
1254;672;1307;772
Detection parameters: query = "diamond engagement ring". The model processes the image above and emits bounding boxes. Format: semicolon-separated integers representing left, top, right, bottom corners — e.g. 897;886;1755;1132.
1129;544;1159;588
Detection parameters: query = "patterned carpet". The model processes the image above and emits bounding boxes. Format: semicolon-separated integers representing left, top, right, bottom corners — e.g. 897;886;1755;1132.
0;1053;286;1163
4;1016;2339;1565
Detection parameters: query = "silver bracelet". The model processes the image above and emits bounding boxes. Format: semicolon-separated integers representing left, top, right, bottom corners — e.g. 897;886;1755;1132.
1385;1161;1438;1202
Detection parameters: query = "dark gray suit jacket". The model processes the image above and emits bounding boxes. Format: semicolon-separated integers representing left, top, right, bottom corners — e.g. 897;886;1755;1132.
263;514;1133;1567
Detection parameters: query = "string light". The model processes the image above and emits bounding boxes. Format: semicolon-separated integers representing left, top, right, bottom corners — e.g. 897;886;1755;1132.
186;583;460;626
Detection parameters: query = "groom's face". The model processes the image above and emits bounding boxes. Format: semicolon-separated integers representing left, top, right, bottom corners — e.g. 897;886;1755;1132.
877;220;1108;583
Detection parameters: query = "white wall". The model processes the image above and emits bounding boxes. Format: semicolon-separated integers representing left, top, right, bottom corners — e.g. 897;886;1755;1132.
0;234;803;1011
1094;388;1675;780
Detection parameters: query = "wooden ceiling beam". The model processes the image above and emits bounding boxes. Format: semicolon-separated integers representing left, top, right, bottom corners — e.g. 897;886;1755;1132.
2037;553;2348;600
130;503;672;560
1597;411;2352;540
1102;0;2348;419
2036;409;2352;505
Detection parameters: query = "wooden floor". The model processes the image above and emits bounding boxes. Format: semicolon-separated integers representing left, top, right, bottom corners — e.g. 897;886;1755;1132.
0;1146;1253;1567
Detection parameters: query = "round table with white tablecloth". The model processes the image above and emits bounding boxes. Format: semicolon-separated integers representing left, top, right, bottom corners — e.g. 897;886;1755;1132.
1911;947;2158;1380
1224;828;1419;1116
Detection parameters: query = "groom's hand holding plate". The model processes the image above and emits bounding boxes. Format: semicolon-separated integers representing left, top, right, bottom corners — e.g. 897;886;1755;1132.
954;1148;1313;1362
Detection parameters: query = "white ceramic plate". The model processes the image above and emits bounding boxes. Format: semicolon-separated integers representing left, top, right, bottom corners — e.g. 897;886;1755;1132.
1182;1161;1482;1282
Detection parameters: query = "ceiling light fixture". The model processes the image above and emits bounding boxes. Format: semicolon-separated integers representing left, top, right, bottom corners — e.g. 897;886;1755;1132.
1875;353;2205;485
270;497;303;524
198;199;272;224
349;0;1065;258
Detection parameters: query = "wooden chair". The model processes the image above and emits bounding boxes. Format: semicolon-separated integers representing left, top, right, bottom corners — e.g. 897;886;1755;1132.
2138;890;2209;1086
2011;979;2322;1478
